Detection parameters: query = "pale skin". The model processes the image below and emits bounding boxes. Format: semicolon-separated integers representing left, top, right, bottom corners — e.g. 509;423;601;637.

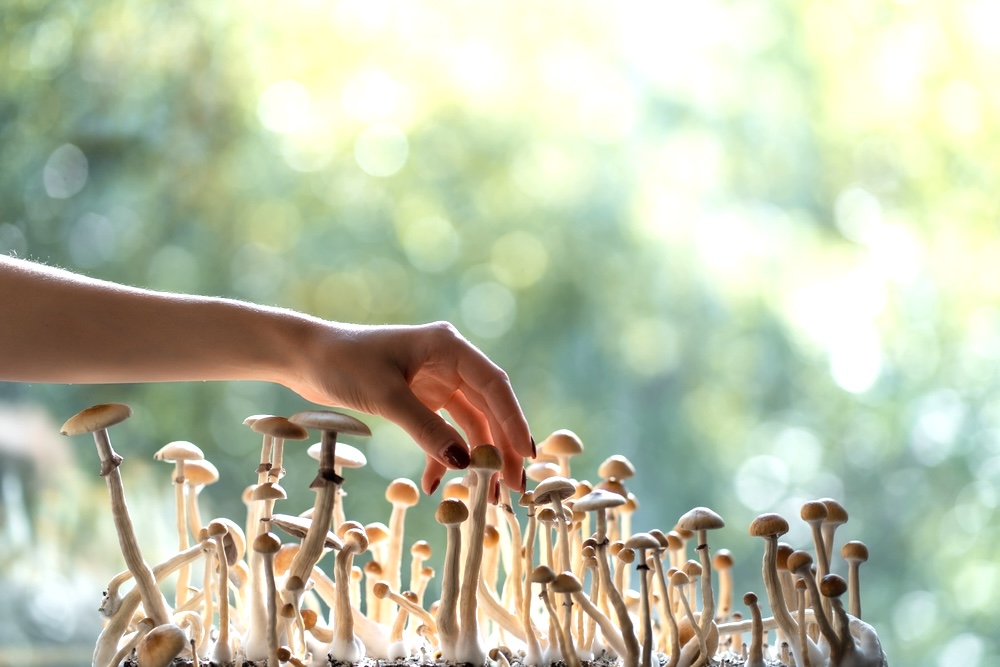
0;255;533;494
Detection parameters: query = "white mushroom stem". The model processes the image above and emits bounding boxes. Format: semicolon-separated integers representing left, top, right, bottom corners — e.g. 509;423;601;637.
694;533;716;634
519;503;544;666
105;618;154;667
743;596;766;667
478;575;539;642
95;429;172;627
374;581;439;635
651;557;679;664
211;536;233;664
593;509;639;667
456;470;492;665
93;541;212;667
570;589;628;658
172;464;191;607
539;582;581;667
261;549;281;667
437;522;462;659
498;488;525;614
758;535;805;660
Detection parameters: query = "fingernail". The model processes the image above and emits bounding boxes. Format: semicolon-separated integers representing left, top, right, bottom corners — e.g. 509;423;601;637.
491;478;501;504
442;443;471;469
428;477;441;495
520;468;527;492
530;435;537;458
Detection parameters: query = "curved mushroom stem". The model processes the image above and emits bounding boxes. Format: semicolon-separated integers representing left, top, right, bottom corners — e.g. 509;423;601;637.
437;522;462;659
570;588;628;658
744;594;766;667
593;509;639;667
650;555;680;666
758;535;805;660
96;429;172;627
211;533;233;664
519;503;544;666
539;582;581;667
456;470;491;665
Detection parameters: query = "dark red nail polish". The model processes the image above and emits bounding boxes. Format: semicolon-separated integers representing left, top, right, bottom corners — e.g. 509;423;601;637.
428;477;441;495
442;443;470;469
521;468;527;493
530;435;537;458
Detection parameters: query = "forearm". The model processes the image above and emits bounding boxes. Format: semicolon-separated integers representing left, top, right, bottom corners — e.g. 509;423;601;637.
0;255;314;386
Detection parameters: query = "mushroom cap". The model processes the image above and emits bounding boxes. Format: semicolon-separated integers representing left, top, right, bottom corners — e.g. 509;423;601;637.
573;488;627;512
551;571;584;594
270;513;343;550
776;542;794;570
243;414;274;426
594;478;628;498
748;513;789;538
517;490;535;508
533;476;576;504
526;461;560;482
786;549;813;573
442;478;470;501
669;569;691;587
597;454;635;481
841;540;870;563
253;531;282;555
386;478;420;506
624;532;661;551
289;409;372;437
535;507;558;524
363;521;390;544
307;441;367;468
648;529;670;549
364;560;382;576
743;591;758;606
682;559;703;578
154;440;205;463
136;623;188;667
539;429;584;457
483;525;502;548
713;548;734;569
530;564;556;584
372;581;391;599
469;443;503;471
301;608;318;630
434;498;469;526
572;480;594;499
60;403;132;435
676;506;726;532
615;547;635;564
274;544;300;576
250;416;309;441
820;573;848;598
341;527;369;554
821;498;849;525
665;531;684;551
184;459;220;486
251;481;287;501
800;500;828;523
411;540;432;559
337;520;366;538
207;519;228;539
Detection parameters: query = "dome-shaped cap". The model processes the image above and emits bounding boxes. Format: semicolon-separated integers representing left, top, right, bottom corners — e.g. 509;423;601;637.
290;409;371;436
250;416;309;441
60;403;132;435
749;513;789;538
676;506;725;532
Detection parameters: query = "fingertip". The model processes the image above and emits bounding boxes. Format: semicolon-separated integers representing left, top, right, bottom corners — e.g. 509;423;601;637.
421;454;447;496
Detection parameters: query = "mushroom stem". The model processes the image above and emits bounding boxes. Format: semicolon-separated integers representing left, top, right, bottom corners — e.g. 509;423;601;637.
743;593;766;667
651;555;680;666
539;581;582;667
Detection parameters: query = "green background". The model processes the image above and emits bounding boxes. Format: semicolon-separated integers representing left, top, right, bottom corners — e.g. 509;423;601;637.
1;1;998;665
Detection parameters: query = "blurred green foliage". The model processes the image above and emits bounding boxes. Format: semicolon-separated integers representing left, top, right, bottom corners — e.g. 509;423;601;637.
1;0;999;665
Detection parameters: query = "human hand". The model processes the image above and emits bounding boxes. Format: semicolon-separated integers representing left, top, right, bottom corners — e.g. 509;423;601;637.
286;320;533;495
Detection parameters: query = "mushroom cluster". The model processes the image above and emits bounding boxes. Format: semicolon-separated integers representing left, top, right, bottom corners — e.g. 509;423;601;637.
65;404;888;667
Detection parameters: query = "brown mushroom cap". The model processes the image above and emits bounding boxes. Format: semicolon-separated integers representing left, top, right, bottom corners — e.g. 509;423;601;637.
776;542;794;570
253;531;282;555
820;574;848;598
530;564;556;584
136;623;188;667
251;481;288;501
624;532;661;551
269;513;343;550
713;548;734;569
60;402;132;435
341;527;369;554
821;498;849;525
800;500;828;523
597;454;635;481
386;478;421;506
841;540;869;563
785;549;813;574
435;498;469;525
748;513;790;538
743;591;758;606
677;506;726;532
289;409;372;436
551;571;584;594
442;478;470;501
539;429;584;457
411;540;432;559
526;461;561;482
469;443;503;471
669;569;691;587
250;416;309;441
184;460;220;486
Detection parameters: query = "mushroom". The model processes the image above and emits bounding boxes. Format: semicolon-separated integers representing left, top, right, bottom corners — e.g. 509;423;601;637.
742;592;766;667
550;571;587;667
154;439;205;608
252;531;283;667
841;540;869;619
135;623;188;667
573;488;638;667
713;549;735;621
372;580;439;636
183;459;219;539
748;512;813;665
60;403;171;627
383;477;421;624
207;520;234;665
669;569;708;666
676;506;725;636
106;616;155;667
454;444;503;665
538;429;584;478
624;532;661;667
786;549;840;663
331;527;369;662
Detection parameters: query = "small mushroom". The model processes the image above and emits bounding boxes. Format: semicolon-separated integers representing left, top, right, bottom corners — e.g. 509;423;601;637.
252;531;283;667
183;459;219;539
538;429;584;478
331;527;369;662
742;592;766;667
624;532;661;667
154;440;205;608
676;506;725;636
382;477;420;623
136;623;188;667
841;540;869;619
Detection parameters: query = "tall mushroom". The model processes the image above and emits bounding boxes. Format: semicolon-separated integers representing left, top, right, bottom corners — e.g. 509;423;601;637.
382;477;420;623
841;540;869;619
454;444;503;665
331;527;369;662
574;488;638;667
676;506;725;636
624;532;661;667
60;403;171;627
252;531;283;667
183;459;219;539
154;439;205;608
433;500;468;661
538;429;584;479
